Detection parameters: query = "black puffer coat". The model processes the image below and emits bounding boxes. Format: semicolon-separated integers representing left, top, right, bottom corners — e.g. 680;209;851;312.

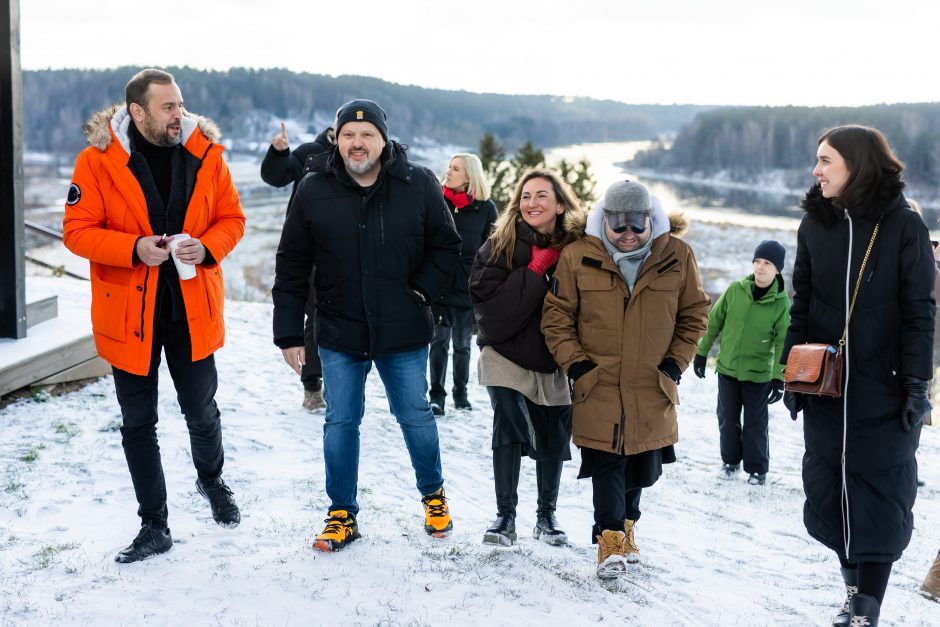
783;183;935;563
469;221;561;373
438;197;499;309
272;141;461;359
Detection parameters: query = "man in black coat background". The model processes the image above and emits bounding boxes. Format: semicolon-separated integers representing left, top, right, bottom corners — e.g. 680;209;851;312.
261;123;334;410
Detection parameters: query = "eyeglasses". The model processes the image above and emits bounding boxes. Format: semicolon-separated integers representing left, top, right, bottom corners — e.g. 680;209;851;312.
609;224;647;235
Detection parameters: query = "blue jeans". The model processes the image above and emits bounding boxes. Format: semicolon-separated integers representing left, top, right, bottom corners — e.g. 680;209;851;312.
319;346;444;515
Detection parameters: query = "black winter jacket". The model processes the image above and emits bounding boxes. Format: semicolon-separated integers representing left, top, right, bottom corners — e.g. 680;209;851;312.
469;221;559;373
438;197;498;309
260;127;333;202
272;141;461;359
783;183;935;562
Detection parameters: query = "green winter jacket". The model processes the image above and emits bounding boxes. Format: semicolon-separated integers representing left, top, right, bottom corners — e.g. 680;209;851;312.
696;274;790;382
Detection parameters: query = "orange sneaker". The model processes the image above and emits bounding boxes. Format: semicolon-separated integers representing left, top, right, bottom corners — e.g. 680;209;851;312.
422;488;453;538
313;510;360;552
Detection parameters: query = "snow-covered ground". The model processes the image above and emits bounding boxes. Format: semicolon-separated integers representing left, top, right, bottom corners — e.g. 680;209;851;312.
1;279;939;626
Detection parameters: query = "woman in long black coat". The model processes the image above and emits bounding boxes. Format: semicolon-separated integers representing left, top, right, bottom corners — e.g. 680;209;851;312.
783;125;935;626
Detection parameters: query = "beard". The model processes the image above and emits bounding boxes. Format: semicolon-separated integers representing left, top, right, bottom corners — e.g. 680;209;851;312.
141;113;182;147
344;155;380;176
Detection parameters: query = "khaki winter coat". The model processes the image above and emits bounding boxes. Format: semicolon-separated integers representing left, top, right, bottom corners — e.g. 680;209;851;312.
541;207;709;455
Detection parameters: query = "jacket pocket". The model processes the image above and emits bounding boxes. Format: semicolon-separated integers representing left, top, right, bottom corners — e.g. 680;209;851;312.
658;370;680;405
91;279;128;342
572;366;599;405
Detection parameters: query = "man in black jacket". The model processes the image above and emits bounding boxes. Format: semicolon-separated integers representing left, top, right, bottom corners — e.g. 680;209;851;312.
261;123;334;410
272;99;461;552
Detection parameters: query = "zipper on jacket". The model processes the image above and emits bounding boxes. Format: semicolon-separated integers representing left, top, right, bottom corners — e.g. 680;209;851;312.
841;208;853;559
139;266;151;343
379;201;385;245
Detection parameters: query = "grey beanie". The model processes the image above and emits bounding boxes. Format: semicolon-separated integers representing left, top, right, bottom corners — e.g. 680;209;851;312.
753;240;786;273
604;180;651;214
333;99;388;141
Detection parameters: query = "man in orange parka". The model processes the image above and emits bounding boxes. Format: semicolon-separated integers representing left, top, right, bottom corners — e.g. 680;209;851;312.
63;68;245;563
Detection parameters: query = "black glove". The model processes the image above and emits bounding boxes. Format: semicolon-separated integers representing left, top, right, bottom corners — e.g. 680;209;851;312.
783;390;804;420
657;357;681;385
767;379;784;405
901;375;931;432
568;360;597;382
692;354;707;379
431;303;446;326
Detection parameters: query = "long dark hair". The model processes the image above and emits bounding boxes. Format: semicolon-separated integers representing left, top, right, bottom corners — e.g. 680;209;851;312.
818;125;905;210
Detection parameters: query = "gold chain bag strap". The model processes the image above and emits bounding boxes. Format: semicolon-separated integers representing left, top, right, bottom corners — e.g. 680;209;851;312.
784;220;881;397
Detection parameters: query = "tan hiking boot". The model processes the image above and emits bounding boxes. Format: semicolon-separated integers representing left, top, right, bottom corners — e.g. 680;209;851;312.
624;519;640;564
922;551;940;600
596;529;627;579
303;388;326;411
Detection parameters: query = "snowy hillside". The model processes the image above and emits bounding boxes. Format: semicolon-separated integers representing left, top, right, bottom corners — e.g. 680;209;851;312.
1;288;939;626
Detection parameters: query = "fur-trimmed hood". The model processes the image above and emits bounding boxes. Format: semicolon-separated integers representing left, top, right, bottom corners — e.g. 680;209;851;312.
586;193;688;239
801;179;906;228
82;103;222;154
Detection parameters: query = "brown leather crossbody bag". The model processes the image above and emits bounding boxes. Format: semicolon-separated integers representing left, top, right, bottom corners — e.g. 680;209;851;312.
784;221;881;397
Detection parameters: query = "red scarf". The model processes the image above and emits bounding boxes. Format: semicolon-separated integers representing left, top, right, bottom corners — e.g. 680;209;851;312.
443;185;473;210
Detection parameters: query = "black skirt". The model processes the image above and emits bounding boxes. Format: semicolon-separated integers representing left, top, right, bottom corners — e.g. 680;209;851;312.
487;386;572;462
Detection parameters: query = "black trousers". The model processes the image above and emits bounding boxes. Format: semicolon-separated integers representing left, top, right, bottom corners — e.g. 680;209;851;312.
717;373;770;474
112;303;224;528
591;448;643;539
429;305;474;402
301;270;322;389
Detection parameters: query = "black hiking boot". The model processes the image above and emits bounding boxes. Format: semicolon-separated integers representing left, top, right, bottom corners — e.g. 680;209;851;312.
832;567;858;626
430;397;445;416
453;395;472;411
483;514;517;547
849;592;880;626
114;522;172;563
196;477;241;527
533;512;568;546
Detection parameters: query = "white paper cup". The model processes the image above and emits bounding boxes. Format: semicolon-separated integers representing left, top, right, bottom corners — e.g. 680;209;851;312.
168;233;197;280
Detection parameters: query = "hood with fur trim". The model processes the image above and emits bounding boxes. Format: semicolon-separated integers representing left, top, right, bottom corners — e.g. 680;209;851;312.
801;178;906;228
82;103;222;154
586;194;688;240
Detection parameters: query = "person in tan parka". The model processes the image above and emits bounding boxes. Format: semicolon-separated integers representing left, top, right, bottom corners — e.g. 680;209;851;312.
542;180;709;579
63;69;245;564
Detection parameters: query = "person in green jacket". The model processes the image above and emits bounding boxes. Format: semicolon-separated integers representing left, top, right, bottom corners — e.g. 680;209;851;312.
693;240;790;485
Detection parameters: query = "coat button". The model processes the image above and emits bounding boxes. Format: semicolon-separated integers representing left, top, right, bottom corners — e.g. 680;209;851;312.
133;330;139;337
136;285;143;292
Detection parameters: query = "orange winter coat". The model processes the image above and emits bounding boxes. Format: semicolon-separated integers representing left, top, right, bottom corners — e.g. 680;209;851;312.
63;105;245;375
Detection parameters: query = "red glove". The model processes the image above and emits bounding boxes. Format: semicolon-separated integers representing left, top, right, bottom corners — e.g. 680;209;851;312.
527;244;561;276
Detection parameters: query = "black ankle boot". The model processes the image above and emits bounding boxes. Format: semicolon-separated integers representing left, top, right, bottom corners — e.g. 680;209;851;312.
196;477;241;527
849;592;880;626
483;514;517;546
832;567;858;626
533;512;568;546
114;522;173;563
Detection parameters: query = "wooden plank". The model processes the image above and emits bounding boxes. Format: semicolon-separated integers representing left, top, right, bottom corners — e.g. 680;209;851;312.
0;333;99;397
26;295;57;328
32;356;110;386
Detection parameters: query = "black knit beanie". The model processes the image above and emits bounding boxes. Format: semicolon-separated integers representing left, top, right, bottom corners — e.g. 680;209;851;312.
333;99;388;141
753;240;786;273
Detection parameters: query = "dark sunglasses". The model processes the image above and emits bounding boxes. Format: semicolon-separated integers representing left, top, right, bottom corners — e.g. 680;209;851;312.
609;224;647;235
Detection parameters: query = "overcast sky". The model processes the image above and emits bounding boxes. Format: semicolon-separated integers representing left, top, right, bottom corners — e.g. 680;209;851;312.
19;0;940;107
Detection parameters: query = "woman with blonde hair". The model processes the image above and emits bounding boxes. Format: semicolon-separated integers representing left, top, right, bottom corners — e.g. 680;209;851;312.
469;168;587;546
429;153;499;416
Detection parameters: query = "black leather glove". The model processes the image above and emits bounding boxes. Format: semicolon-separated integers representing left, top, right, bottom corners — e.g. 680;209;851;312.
767;379;784;405
692;354;707;379
901;376;931;432
568;360;597;382
431;303;446;326
657;357;681;385
783;390;804;420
